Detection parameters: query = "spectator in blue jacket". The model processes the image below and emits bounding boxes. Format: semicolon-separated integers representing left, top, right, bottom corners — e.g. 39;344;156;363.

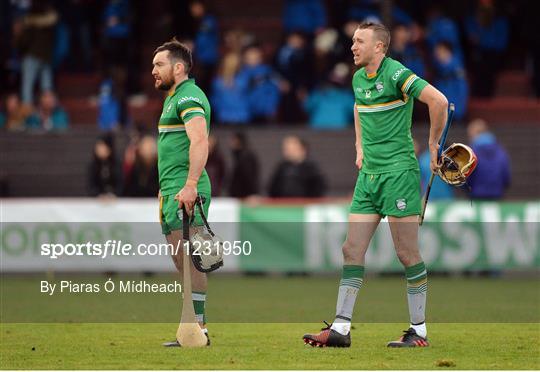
239;45;281;123
303;63;354;129
466;119;511;200
464;0;509;97
433;42;468;121
26;91;68;131
425;5;463;63
389;23;426;78
211;53;251;124
347;0;413;26
190;0;219;92
98;79;121;132
283;0;326;34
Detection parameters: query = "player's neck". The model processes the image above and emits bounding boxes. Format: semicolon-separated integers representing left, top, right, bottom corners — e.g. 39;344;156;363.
364;54;385;75
172;75;189;91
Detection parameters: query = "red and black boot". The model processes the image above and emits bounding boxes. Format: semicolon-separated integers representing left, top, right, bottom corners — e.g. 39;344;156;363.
303;321;351;348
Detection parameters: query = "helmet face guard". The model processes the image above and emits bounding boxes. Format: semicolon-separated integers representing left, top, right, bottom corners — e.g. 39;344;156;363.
437;143;478;186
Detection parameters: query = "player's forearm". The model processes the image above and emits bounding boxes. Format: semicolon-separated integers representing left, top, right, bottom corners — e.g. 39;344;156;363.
418;85;448;150
428;100;448;150
425;90;448;150
186;137;209;186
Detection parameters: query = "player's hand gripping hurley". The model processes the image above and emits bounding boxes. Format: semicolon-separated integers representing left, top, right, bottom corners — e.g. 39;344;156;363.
419;103;455;226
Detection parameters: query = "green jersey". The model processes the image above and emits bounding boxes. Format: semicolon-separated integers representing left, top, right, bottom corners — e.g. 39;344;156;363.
353;56;428;174
157;78;211;196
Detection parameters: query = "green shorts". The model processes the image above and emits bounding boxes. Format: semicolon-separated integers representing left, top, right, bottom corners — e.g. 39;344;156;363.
159;193;211;235
350;169;421;217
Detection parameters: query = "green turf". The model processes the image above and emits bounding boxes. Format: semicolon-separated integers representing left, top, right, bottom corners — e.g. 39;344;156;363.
1;323;539;369
1;275;539;369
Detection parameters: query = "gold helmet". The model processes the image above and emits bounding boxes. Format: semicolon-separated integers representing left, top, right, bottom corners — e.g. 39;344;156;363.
437;143;478;186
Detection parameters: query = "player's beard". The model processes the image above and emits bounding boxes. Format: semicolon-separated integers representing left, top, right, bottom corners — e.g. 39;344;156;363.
155;70;175;91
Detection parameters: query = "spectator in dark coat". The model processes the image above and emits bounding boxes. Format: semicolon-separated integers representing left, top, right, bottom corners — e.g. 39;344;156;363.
123;135;159;197
269;136;326;197
88;134;120;197
206;134;226;196
466;119;511;200
276;32;312;122
228;132;259;197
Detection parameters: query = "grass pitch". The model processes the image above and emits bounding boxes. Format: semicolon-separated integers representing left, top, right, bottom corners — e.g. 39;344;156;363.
1;275;539;369
1;323;539;370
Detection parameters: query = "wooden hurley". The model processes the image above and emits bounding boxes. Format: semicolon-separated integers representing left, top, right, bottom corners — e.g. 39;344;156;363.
176;207;207;347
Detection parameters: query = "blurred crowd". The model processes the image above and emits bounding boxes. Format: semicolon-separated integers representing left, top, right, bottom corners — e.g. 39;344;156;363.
89;130;327;199
91;115;510;200
2;0;537;133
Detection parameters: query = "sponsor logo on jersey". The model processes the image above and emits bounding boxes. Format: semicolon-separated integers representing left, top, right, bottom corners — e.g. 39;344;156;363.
392;68;406;81
355;88;363;94
178;96;203;105
375;81;384;92
396;198;407;211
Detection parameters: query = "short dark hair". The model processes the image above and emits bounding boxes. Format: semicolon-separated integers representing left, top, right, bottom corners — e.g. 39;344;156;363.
357;22;391;53
153;38;193;74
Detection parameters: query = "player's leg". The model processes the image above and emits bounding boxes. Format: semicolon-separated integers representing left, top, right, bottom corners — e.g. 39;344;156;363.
303;172;381;347
332;212;380;329
303;213;380;347
166;229;208;325
387;215;428;347
380;169;429;347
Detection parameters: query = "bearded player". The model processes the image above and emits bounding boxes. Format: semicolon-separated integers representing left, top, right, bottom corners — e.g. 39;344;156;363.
152;39;212;346
303;22;448;348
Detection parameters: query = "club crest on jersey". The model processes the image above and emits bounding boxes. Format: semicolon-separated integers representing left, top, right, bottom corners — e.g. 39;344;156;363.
375;81;384;93
365;90;371;98
396;198;407;211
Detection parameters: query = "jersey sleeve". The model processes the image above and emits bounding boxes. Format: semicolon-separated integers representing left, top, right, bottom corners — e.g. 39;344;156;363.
177;96;206;123
392;65;429;99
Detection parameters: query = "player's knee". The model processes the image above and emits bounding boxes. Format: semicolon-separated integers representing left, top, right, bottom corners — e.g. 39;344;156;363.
395;248;420;267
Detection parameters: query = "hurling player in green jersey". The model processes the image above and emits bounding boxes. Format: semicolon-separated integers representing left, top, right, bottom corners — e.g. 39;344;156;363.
303;23;448;348
152;39;212;346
